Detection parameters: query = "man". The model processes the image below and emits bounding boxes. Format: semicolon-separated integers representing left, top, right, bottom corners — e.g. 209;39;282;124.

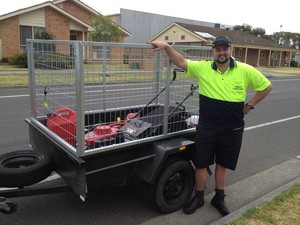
150;36;272;216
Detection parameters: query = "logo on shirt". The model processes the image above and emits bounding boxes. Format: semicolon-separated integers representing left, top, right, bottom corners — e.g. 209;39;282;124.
233;85;243;91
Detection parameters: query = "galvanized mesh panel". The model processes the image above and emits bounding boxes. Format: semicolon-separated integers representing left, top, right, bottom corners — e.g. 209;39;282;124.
31;42;76;115
27;40;212;156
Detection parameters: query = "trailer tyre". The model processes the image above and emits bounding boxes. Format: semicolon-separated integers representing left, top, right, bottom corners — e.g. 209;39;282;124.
153;158;195;213
0;150;53;187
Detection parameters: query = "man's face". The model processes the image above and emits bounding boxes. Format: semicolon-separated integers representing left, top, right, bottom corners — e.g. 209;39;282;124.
213;45;231;64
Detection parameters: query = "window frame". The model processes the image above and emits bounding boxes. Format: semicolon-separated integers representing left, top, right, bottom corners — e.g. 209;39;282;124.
19;25;45;52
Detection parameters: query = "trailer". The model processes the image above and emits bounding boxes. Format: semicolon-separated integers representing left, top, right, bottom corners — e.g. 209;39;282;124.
0;40;213;214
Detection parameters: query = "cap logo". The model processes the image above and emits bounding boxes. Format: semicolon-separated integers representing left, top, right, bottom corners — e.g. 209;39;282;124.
212;36;231;48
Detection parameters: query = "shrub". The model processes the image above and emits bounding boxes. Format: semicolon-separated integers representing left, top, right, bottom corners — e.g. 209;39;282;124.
290;60;299;67
34;53;74;70
9;53;27;68
0;57;9;63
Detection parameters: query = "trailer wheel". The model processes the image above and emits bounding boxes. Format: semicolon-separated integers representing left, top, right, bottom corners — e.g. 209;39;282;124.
0;198;18;214
0;150;53;187
153;158;195;213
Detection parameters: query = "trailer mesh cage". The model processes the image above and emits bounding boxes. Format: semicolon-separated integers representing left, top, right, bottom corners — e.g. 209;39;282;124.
27;40;212;156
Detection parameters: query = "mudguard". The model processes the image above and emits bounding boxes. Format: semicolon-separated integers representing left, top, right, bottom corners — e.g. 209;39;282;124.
135;137;195;184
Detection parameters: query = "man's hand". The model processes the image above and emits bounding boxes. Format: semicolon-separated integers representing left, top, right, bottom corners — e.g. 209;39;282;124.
150;41;170;51
243;105;251;115
150;41;187;70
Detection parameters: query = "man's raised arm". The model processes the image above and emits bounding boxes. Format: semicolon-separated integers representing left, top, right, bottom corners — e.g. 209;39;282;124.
150;41;187;70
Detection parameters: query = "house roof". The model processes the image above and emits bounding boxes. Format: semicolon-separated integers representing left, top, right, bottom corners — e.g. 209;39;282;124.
53;0;131;36
52;0;100;16
175;22;292;50
0;1;94;31
148;23;207;43
0;0;131;37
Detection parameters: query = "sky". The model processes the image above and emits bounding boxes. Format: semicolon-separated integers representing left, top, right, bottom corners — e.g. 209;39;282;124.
0;0;299;35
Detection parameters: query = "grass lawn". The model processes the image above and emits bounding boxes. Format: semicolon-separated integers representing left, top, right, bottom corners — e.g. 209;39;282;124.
229;183;300;225
0;74;28;86
0;65;299;87
0;63;183;86
258;66;300;75
0;64;28;71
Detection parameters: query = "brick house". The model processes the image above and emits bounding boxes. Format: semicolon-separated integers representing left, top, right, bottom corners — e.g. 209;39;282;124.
148;22;300;67
0;0;131;60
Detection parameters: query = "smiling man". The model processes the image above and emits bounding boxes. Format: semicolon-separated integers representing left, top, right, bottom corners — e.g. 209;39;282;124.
151;36;272;216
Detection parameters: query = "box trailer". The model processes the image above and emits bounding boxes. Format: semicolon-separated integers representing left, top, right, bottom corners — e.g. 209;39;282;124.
0;40;212;214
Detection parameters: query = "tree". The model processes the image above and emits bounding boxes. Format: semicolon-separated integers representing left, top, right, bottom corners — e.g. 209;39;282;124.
233;23;252;33
233;23;300;49
252;27;266;37
272;31;300;48
233;24;266;36
34;29;55;52
282;32;300;49
34;29;54;40
91;15;123;42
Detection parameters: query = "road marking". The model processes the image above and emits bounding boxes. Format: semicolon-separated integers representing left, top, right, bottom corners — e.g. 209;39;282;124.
1;75;299;99
271;78;300;82
0;82;299;188
0;89;282;99
0;114;298;193
42;173;60;181
0;94;29;98
247;90;278;96
0;114;299;191
0;173;61;191
245;115;300;131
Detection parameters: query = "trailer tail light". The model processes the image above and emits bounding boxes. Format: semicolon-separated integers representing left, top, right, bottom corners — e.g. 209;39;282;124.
179;146;186;151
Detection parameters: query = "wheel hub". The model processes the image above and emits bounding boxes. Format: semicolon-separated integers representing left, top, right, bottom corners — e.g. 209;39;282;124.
164;172;186;200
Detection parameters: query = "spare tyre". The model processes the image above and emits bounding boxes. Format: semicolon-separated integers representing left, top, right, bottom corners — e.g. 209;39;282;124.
0;150;53;187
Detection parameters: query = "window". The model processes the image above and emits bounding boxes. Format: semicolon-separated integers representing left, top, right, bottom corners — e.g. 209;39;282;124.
92;46;110;60
181;35;185;40
260;50;266;59
20;26;45;52
271;51;281;60
165;36;169;41
237;48;243;57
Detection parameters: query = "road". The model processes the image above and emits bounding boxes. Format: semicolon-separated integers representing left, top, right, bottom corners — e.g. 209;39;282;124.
0;75;299;225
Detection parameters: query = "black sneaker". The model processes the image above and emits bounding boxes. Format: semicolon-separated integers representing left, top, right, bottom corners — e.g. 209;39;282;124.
182;192;204;214
211;194;230;216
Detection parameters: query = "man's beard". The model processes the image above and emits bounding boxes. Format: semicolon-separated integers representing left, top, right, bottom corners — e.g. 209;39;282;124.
215;56;229;64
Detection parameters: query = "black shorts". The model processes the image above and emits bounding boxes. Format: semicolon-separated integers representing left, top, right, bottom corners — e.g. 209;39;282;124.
192;127;244;170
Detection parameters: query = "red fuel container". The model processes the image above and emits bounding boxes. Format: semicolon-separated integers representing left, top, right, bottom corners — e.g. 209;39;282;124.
47;108;76;146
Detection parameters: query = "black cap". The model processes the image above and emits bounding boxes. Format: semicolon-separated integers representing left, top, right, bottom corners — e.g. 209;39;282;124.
212;36;231;48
